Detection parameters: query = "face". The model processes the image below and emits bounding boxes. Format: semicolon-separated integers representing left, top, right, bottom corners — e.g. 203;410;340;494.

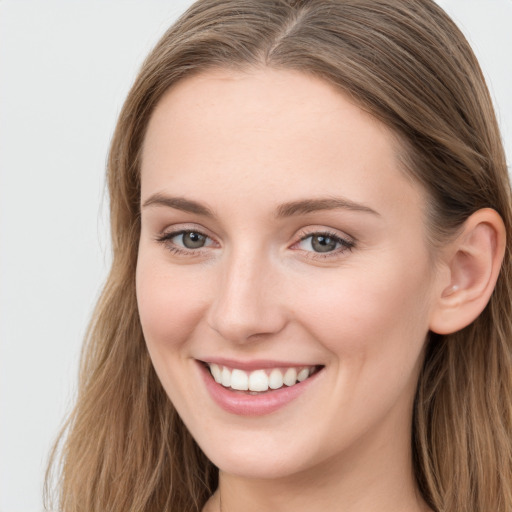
136;68;442;481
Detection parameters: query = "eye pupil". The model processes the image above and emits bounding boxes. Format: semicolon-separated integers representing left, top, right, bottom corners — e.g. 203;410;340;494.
183;232;206;249
311;235;337;253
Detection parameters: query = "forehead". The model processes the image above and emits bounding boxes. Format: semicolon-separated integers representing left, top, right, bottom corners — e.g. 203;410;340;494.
142;67;394;166
140;67;423;221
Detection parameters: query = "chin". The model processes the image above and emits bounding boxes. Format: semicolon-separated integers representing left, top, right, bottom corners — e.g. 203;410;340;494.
189;426;323;481
210;450;308;480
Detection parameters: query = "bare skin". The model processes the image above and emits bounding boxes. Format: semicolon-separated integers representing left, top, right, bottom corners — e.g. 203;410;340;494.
136;67;484;512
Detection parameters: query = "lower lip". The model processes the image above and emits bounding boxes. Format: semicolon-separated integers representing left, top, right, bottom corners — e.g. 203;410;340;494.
198;362;324;416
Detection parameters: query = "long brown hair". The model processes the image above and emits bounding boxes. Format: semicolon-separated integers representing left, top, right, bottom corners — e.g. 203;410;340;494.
45;1;512;511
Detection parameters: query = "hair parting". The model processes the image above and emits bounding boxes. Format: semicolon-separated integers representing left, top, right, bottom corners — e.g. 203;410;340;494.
46;1;512;511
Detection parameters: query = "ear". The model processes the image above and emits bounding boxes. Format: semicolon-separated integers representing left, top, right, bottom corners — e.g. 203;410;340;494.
429;208;506;335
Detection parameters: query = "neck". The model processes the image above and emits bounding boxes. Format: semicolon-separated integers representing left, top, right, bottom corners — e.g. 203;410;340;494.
216;467;428;512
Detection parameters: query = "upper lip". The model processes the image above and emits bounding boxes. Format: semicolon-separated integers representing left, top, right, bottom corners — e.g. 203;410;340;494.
197;357;323;371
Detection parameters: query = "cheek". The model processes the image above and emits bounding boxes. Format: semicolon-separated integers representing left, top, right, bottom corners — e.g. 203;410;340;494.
293;252;433;365
135;254;207;353
286;255;434;444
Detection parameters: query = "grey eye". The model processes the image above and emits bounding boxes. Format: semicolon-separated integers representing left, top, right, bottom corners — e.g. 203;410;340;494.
310;235;338;253
296;232;354;255
180;231;208;249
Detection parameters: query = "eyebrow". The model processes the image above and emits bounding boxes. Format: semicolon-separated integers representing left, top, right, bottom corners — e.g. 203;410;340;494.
142;193;379;218
142;193;215;217
276;197;380;218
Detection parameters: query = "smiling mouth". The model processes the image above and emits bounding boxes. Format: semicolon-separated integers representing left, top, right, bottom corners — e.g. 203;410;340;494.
203;362;324;394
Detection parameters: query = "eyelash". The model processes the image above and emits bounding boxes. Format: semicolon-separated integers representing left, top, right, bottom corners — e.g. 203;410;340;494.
155;229;215;257
295;230;355;259
155;228;355;259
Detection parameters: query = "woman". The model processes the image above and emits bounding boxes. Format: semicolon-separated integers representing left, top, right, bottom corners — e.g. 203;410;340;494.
46;1;512;511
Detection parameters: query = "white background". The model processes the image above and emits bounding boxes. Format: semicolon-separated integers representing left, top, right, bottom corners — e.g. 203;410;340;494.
0;1;510;511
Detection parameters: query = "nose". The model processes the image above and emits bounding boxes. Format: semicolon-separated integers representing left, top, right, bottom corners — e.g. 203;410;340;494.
206;249;288;343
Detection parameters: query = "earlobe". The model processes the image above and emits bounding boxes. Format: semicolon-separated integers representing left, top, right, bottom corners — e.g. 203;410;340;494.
429;208;506;335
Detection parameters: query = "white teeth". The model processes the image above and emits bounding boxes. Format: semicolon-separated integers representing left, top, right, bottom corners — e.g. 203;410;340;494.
221;366;231;387
231;369;249;391
207;364;317;392
248;370;269;392
297;368;310;382
210;363;222;384
269;368;284;390
283;367;298;387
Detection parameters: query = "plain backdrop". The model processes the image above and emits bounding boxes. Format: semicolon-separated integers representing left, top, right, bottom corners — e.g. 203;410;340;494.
0;1;510;511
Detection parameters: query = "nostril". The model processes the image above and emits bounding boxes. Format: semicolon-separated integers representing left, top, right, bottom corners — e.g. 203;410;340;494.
206;306;288;343
206;261;288;342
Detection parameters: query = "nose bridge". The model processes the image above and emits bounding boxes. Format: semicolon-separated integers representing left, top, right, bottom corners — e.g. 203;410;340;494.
207;245;286;342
